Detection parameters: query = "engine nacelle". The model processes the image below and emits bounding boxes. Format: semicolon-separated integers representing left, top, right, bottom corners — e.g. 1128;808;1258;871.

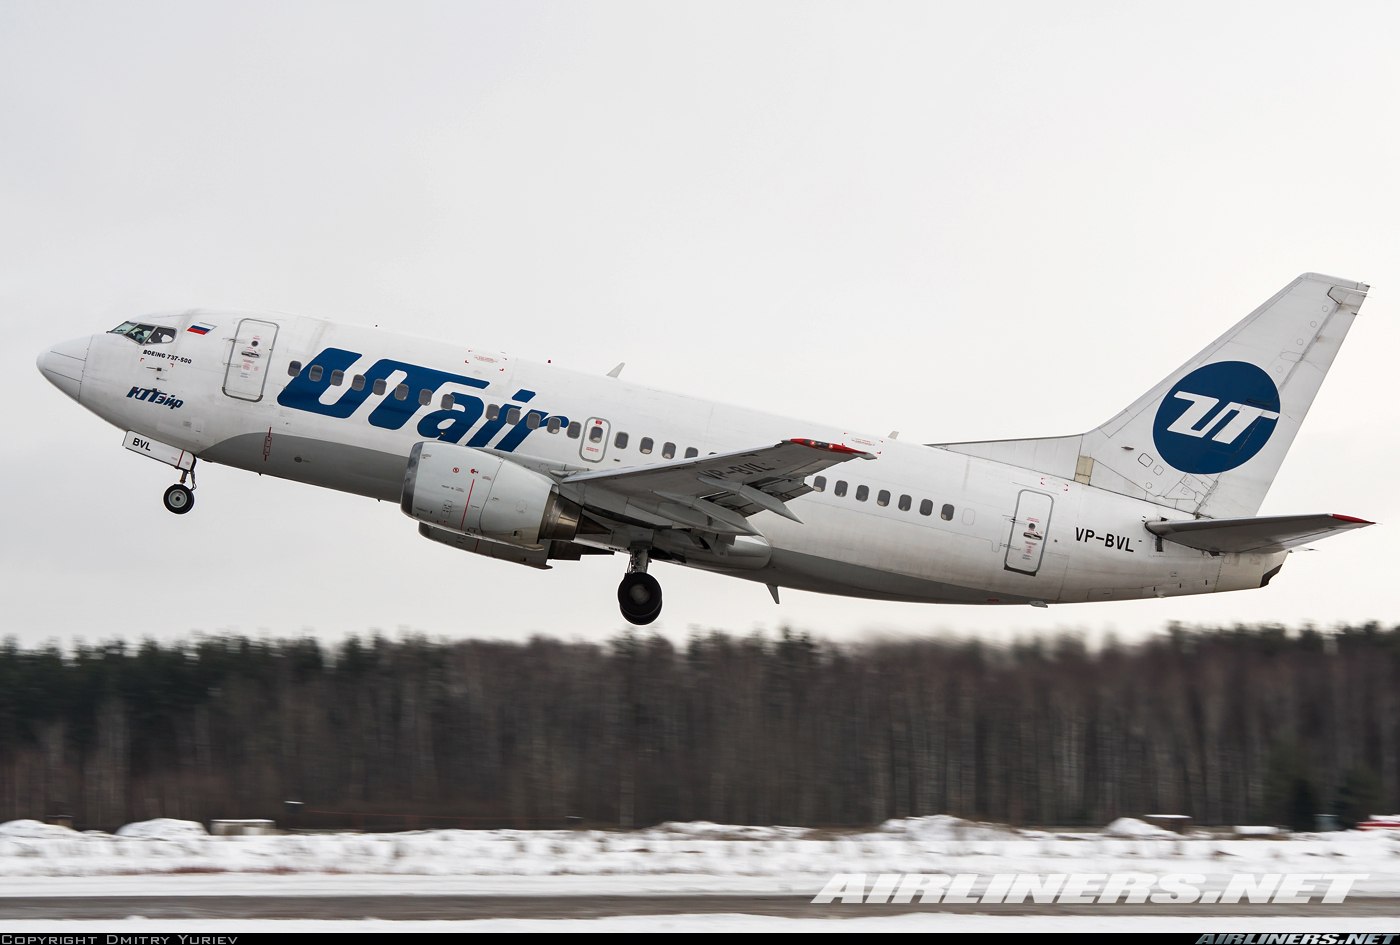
401;442;581;547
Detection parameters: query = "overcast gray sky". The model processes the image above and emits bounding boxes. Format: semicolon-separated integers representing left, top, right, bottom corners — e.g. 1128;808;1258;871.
4;1;1398;648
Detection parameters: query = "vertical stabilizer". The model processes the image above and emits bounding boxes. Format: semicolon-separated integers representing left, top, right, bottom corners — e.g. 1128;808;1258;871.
938;273;1367;519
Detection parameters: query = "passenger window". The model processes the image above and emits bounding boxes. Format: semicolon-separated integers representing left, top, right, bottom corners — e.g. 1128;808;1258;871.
373;378;387;396
547;417;562;433
639;437;653;455
813;476;826;492
287;360;302;376
919;499;933;516
441;394;455;409
856;485;869;502
567;421;582;439
898;494;911;512
352;374;365;391
308;365;323;382
486;404;500;420
330;370;344;387
394;384;409;401
941;504;954;521
684;447;698;458
588;425;605;443
834;480;848;497
877;489;890;507
418;389;432;406
615;432;629;449
526;413;541;429
507;407;522;423
662;442;676;459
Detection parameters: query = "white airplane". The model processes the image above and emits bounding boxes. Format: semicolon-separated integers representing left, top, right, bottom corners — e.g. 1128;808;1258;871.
38;272;1372;625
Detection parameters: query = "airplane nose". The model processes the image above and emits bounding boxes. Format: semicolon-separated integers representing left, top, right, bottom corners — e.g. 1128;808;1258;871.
37;335;90;402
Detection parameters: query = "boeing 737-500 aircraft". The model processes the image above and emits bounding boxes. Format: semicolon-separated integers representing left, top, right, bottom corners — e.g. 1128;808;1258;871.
38;272;1372;624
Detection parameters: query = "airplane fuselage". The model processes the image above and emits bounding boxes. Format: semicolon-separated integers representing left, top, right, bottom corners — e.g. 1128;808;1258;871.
62;312;1280;608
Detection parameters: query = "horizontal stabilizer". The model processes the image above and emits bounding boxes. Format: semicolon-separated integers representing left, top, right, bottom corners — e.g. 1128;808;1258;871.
1146;513;1373;555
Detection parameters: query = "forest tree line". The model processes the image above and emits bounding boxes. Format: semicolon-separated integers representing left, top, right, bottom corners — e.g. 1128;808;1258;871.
0;623;1393;832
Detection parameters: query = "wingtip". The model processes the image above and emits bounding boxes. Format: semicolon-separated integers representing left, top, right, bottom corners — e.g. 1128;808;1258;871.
787;437;875;460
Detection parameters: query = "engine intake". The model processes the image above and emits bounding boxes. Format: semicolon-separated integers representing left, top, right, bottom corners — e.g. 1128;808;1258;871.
401;442;580;547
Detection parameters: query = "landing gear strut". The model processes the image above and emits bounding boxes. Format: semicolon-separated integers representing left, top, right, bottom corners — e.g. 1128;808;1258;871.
618;548;662;625
162;461;197;515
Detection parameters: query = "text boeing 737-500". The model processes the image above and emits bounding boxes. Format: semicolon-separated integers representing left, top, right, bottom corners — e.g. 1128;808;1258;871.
38;273;1373;625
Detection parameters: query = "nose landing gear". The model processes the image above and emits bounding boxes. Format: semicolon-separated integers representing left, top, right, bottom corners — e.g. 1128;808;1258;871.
162;461;197;515
618;548;662;625
163;483;194;514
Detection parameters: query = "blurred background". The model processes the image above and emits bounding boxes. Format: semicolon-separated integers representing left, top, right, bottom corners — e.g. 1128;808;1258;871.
0;625;1393;832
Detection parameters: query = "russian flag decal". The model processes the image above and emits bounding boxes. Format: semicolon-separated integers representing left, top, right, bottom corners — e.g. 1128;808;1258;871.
187;322;215;335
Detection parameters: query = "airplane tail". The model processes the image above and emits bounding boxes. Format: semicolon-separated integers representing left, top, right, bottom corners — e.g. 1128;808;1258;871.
938;272;1368;519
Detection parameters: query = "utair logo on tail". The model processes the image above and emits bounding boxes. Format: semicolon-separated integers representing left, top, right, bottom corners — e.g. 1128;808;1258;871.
1152;361;1281;474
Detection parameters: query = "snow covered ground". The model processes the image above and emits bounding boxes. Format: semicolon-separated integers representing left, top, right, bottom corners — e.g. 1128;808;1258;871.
3;816;1397;931
2;814;1398;894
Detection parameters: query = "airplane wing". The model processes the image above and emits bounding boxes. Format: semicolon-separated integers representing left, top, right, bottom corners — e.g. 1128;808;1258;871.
1145;513;1373;555
557;438;874;535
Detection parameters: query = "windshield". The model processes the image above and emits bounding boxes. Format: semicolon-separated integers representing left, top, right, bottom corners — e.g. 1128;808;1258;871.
109;321;176;345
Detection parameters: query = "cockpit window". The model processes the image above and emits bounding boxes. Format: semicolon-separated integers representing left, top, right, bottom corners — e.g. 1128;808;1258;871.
109;322;175;345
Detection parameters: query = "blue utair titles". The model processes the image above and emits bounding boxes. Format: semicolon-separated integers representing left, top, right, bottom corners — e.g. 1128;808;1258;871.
276;348;567;452
128;385;184;409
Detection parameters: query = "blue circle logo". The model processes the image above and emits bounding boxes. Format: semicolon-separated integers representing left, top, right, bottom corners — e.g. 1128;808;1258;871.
1151;361;1281;474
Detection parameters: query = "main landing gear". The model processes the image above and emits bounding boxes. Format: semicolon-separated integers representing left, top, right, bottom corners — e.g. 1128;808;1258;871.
618;548;662;625
162;461;197;515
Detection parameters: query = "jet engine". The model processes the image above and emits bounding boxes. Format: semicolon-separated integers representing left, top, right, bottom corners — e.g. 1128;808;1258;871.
401;441;581;547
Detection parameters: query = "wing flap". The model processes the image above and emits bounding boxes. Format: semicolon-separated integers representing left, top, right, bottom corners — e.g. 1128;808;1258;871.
1146;513;1373;555
560;438;872;531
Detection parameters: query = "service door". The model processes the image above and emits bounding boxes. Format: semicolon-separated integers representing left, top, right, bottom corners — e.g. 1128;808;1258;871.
222;318;279;402
580;417;611;462
1004;490;1054;576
